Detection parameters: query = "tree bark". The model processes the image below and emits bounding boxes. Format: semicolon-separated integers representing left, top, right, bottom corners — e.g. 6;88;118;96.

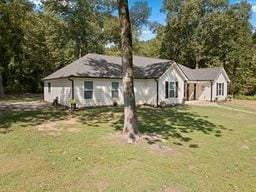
118;0;139;143
0;62;4;97
0;74;4;97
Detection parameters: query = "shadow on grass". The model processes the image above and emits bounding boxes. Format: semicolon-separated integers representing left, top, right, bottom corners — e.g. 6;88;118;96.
0;109;69;133
75;105;230;147
0;105;230;147
113;106;229;146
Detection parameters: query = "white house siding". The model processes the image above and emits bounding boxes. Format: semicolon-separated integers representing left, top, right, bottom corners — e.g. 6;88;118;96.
72;78;157;108
74;78;123;107
44;79;72;106
196;82;211;101
187;83;195;101
213;73;228;101
158;65;185;104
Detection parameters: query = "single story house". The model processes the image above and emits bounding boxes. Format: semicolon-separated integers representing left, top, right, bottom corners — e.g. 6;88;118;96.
43;53;230;108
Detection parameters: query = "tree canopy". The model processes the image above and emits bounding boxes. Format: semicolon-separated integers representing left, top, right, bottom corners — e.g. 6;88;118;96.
0;0;255;96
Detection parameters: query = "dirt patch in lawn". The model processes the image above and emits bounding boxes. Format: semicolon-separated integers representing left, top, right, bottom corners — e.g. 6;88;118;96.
109;133;178;156
35;117;80;136
0;154;45;176
96;180;110;192
163;187;179;192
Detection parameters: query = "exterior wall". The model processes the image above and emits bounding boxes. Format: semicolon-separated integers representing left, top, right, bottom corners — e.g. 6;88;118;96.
187;83;195;101
74;78;122;107
43;70;229;108
158;65;185;104
196;82;211;101
72;78;157;108
213;73;228;101
134;79;156;105
44;79;72;106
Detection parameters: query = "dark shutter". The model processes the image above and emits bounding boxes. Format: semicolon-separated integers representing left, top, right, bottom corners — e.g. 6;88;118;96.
48;82;51;93
222;83;224;96
175;81;178;98
165;81;168;98
216;83;218;96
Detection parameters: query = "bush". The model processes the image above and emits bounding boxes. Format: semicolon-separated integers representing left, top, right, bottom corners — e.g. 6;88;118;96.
233;95;256;100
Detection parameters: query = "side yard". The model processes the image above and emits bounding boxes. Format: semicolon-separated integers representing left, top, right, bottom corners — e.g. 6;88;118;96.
0;99;256;191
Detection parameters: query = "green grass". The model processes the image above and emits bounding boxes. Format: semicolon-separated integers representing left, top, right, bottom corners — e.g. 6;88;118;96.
219;100;256;113
0;105;256;192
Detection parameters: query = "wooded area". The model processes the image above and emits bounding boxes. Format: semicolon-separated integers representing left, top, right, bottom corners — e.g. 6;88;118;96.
0;0;256;96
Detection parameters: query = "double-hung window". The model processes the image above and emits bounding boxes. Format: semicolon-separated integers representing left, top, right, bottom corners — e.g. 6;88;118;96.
84;81;93;99
169;82;175;98
216;83;224;96
165;81;179;98
112;82;119;98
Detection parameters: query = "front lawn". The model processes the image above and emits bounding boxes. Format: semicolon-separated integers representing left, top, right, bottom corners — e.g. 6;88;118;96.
0;104;255;191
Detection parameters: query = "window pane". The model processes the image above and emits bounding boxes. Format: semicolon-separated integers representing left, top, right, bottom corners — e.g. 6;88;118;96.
218;83;222;95
169;82;175;98
170;82;175;89
112;91;118;98
112;82;119;90
84;91;93;99
85;81;93;90
170;90;175;98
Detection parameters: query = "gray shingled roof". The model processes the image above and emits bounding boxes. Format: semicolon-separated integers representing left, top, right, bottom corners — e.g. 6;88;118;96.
178;64;226;81
43;53;172;80
43;53;228;81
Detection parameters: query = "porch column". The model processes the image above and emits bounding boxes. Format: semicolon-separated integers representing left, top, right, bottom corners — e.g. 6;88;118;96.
193;83;196;100
187;83;189;101
210;81;213;102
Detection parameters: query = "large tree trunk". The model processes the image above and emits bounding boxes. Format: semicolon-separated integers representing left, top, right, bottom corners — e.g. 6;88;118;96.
118;0;139;143
0;74;4;97
0;62;4;97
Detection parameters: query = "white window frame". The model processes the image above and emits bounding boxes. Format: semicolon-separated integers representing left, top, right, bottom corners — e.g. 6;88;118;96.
217;83;224;96
112;82;119;98
84;81;93;99
169;82;175;98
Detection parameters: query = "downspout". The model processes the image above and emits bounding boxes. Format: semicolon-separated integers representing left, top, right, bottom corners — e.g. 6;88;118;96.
210;81;213;102
68;76;74;100
154;78;159;107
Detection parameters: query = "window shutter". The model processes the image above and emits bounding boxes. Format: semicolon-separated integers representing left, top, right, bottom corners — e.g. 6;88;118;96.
222;83;224;96
175;81;178;98
165;81;168;98
216;83;218;96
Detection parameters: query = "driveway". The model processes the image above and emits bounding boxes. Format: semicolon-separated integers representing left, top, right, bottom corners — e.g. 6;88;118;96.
0;101;51;111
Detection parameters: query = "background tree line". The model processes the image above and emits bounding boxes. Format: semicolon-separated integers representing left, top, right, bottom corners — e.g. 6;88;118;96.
0;0;255;96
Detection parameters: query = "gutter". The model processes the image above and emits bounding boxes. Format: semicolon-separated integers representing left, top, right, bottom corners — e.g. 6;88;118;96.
68;76;75;100
154;78;159;107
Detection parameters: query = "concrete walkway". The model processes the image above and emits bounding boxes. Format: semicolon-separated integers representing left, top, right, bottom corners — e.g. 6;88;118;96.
185;101;218;106
186;101;256;115
0;101;51;111
216;105;256;115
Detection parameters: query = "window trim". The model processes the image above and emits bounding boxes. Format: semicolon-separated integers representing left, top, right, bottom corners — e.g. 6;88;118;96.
216;83;224;96
84;81;93;99
169;82;175;98
112;82;119;98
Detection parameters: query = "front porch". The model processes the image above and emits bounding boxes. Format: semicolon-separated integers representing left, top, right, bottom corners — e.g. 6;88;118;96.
184;81;213;102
